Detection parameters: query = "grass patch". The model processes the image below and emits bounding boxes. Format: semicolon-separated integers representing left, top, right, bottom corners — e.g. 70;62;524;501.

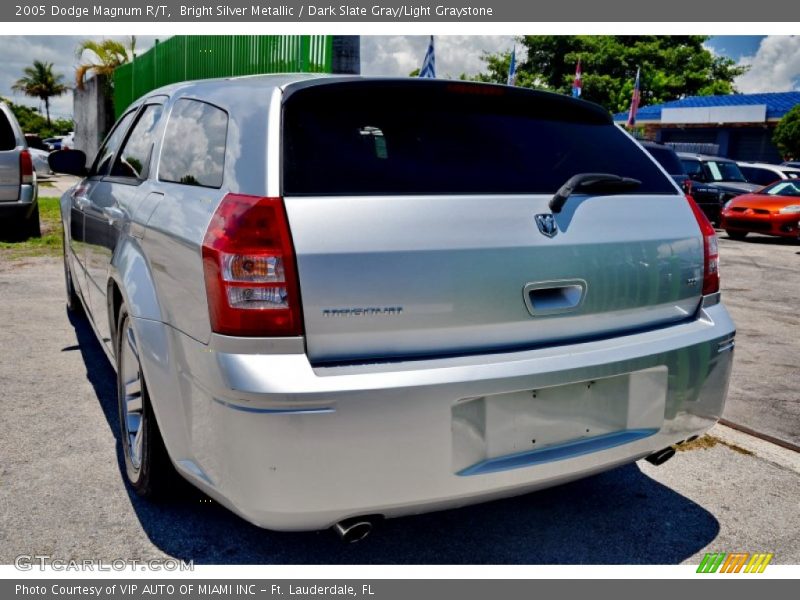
0;196;63;260
676;434;753;456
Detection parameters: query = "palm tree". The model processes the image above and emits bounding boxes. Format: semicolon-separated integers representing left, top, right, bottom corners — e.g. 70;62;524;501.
11;60;68;126
74;38;130;90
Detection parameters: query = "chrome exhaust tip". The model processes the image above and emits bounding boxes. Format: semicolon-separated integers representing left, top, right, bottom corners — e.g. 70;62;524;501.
332;516;378;543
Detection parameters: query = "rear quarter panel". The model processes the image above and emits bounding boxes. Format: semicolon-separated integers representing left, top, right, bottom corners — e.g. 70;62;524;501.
143;83;276;344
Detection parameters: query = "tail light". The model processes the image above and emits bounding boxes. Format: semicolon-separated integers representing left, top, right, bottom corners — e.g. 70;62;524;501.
683;178;692;195
686;195;719;295
202;194;303;337
20;150;34;184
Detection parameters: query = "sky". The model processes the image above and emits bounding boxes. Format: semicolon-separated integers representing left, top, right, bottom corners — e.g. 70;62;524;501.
1;35;798;120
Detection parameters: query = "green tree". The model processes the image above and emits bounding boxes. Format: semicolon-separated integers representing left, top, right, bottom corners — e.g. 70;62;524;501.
472;36;747;113
11;60;68;126
463;50;543;89
74;38;130;90
773;104;800;160
0;98;73;138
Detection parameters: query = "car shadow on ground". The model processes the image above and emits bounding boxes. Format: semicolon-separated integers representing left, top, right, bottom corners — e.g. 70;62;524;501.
68;309;720;565
0;224;35;243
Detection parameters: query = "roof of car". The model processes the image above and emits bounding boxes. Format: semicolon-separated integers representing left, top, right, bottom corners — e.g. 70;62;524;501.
132;74;613;124
146;72;332;96
737;161;800;171
676;152;735;162
639;140;671;149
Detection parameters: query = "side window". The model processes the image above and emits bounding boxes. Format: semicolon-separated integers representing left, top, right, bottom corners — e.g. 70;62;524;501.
110;104;164;180
89;111;136;177
681;159;704;180
158;99;228;188
0;112;16;150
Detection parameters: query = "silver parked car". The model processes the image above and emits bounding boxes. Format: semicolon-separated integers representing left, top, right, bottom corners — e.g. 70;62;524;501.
50;76;735;540
30;147;53;179
737;161;800;187
0;101;39;237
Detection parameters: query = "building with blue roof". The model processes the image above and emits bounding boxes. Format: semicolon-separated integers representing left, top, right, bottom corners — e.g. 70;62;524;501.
614;91;800;163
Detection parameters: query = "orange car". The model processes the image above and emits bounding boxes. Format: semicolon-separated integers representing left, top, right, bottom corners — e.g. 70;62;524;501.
720;179;800;240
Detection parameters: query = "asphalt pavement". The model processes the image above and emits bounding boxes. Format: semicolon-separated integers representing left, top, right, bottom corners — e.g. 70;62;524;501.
0;250;798;564
717;233;800;448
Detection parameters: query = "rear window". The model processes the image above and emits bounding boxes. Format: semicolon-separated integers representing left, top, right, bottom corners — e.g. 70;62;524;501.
740;166;779;187
283;82;675;196
0;111;16;151
643;145;685;176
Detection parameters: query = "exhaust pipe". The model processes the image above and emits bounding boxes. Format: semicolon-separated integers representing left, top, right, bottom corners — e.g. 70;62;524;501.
645;446;676;466
332;516;378;543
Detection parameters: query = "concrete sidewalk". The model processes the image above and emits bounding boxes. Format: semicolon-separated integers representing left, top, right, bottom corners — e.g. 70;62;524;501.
39;174;79;197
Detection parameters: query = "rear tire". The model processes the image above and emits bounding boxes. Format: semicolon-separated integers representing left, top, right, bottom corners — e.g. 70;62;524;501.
725;230;748;241
116;306;175;498
24;204;41;239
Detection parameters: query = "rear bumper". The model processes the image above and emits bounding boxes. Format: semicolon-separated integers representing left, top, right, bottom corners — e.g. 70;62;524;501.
721;212;800;238
137;301;735;531
0;184;37;217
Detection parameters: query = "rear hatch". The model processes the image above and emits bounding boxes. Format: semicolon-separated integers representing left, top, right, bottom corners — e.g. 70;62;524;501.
0;108;21;201
281;80;705;364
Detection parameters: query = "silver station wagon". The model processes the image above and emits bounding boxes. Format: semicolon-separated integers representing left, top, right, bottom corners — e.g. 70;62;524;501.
51;75;735;541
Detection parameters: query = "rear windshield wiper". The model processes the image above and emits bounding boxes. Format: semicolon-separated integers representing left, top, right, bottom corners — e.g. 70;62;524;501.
550;173;641;213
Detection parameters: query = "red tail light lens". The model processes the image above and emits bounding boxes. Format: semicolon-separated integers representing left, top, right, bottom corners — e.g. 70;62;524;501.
683;178;692;195
202;194;303;336
686;195;719;295
20;150;34;184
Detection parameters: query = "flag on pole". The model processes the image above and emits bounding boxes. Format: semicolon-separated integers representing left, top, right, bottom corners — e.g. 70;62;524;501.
572;59;582;98
626;67;641;128
507;47;517;86
418;36;435;78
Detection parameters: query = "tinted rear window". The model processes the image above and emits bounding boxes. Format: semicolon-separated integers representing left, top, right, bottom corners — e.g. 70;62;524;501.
283;82;675;196
0;111;16;151
740;166;779;187
643;145;685;176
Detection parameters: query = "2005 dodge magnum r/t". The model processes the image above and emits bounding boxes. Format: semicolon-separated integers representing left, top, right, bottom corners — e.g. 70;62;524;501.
51;76;735;539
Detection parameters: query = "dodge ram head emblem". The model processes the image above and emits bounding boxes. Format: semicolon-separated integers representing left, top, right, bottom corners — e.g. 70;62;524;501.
535;213;558;238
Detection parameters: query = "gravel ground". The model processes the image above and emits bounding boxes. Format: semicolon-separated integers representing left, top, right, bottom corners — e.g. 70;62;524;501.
0;254;798;565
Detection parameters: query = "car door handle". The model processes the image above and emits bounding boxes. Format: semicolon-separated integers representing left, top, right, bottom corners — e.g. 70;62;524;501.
102;206;125;225
74;196;91;210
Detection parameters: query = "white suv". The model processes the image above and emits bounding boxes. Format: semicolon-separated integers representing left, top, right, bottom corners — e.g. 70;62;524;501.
738;161;800;187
